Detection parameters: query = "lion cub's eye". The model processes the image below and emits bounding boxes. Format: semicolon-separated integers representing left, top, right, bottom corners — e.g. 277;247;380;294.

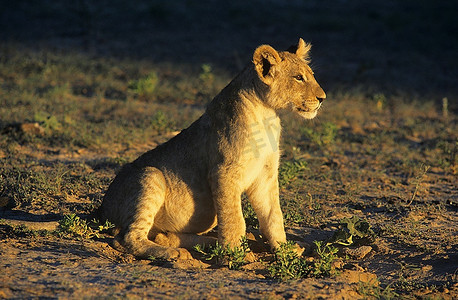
293;75;306;82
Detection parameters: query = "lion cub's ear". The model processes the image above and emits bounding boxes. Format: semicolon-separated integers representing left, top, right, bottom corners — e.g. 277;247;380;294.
295;38;312;61
253;45;281;85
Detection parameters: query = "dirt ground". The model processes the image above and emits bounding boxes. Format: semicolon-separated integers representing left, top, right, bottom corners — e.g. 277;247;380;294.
0;231;379;299
1;118;456;299
1;1;457;299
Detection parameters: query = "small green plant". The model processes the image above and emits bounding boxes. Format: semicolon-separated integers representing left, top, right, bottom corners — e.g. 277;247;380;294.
373;93;386;112
442;97;448;119
328;216;375;246
199;64;214;87
150;111;170;132
311;241;339;278
129;71;159;99
268;240;339;281
194;237;250;270
58;214;114;239
301;122;337;148
278;159;308;187
59;214;94;238
268;241;308;281
34;112;62;132
91;218;115;232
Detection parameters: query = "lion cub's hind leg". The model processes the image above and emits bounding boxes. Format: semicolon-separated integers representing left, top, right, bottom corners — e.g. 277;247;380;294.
118;167;192;260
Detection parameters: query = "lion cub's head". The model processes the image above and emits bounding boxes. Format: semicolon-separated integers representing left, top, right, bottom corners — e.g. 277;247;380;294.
253;38;326;119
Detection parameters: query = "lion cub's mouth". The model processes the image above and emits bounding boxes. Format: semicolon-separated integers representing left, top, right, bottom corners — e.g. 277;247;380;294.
296;100;321;113
295;100;321;119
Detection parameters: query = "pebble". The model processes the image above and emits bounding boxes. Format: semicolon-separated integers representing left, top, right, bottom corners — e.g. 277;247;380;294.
342;246;372;259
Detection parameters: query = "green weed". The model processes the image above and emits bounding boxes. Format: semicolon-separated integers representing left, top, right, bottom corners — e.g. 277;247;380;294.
58;214;94;238
278;159;308;187
194;237;250;270
58;214;114;239
311;241;340;277
328;216;375;246
268;241;309;281
301;122;337;148
268;240;339;281
199;64;214;88
373;93;387;112
34;112;62;132
442;97;448;119
150;111;171;132
128;71;159;100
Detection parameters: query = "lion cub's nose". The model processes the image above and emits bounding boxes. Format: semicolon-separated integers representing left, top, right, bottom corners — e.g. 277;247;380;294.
315;88;326;103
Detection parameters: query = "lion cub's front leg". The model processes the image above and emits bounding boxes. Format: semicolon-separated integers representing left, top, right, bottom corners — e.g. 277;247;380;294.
246;161;304;256
211;177;246;248
246;161;287;249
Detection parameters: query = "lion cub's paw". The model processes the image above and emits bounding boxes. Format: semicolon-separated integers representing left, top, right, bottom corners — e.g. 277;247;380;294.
154;232;176;247
166;247;193;260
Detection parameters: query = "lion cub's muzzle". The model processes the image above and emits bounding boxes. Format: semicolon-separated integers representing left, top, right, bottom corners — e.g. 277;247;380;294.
298;98;322;112
295;97;324;119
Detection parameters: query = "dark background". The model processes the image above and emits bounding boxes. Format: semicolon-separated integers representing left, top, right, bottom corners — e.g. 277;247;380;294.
1;0;457;102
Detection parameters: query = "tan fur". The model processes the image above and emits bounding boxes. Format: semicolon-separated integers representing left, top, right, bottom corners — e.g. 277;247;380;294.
97;38;326;259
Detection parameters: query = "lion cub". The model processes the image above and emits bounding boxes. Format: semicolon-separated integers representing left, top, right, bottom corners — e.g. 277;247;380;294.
97;38;326;259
